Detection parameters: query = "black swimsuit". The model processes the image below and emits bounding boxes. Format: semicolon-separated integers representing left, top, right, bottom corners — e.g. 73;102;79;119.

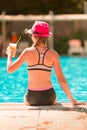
25;88;56;106
26;47;56;106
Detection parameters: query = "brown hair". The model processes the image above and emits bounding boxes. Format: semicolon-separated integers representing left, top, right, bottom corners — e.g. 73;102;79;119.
32;36;48;47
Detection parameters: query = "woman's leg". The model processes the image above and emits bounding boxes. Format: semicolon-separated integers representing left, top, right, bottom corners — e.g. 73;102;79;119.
24;96;30;106
53;98;58;105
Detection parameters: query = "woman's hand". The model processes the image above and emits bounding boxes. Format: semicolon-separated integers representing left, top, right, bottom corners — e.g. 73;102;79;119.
6;46;11;56
6;45;16;57
71;98;86;105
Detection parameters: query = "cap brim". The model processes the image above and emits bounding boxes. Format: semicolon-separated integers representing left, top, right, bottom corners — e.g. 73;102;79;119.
27;29;52;37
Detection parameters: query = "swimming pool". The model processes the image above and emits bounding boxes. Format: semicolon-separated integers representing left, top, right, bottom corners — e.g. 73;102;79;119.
0;56;87;103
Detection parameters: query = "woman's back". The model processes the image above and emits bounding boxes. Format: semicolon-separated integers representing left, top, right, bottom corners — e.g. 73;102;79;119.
26;46;55;90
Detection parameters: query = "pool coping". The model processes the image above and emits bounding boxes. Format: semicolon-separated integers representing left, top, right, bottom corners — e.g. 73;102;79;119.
0;103;87;111
0;103;87;130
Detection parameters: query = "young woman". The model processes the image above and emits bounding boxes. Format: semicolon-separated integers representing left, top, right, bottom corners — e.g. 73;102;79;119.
6;21;85;106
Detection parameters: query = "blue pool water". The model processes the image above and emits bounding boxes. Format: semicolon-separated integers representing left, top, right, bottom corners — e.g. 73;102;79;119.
0;56;87;103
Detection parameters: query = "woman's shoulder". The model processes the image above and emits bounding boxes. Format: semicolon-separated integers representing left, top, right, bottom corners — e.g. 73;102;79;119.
23;46;35;52
20;47;35;57
48;49;60;62
48;49;59;56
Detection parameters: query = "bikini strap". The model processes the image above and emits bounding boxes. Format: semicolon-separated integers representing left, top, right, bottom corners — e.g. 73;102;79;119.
42;48;49;64
35;47;40;64
35;47;49;64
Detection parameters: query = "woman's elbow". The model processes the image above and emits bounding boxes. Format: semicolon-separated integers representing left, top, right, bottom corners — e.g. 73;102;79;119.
58;77;66;83
7;67;13;74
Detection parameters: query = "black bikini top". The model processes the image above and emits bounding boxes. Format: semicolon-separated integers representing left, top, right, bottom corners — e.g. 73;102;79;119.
28;47;52;72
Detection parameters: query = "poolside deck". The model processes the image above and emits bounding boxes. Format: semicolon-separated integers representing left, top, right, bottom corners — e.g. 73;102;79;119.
0;103;87;130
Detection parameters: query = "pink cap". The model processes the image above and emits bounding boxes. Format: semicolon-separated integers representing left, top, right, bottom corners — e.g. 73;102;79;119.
27;21;52;37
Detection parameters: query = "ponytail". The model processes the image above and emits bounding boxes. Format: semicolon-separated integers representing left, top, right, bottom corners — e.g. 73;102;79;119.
32;36;48;47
